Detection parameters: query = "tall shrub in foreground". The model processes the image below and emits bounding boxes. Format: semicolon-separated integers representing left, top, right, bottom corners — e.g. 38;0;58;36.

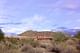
0;29;4;41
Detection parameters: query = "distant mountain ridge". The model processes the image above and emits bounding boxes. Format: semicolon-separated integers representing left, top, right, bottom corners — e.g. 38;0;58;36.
4;27;80;37
55;27;80;36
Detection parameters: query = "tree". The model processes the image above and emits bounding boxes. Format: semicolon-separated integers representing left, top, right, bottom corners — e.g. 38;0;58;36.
0;29;4;41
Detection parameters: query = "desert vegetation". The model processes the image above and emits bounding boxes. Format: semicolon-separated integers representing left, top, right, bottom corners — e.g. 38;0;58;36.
0;29;80;53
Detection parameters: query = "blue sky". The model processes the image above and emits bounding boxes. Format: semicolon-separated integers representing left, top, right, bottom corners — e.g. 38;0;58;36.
0;0;80;33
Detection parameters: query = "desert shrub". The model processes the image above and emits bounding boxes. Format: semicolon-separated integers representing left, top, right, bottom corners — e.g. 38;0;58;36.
39;42;53;49
53;42;79;53
76;40;80;52
0;43;19;53
8;38;19;45
76;45;80;52
21;39;39;47
53;42;78;53
49;48;60;53
31;40;39;47
1;39;20;49
61;46;79;53
74;31;80;39
53;32;68;43
39;42;60;53
65;39;76;46
34;47;46;53
0;29;4;41
20;44;35;53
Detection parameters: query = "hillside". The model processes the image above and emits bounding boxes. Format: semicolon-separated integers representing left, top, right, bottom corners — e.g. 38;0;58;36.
19;30;55;37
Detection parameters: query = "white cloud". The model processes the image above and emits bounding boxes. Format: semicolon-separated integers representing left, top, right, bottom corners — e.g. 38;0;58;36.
20;14;49;28
2;26;29;34
22;14;46;23
1;14;52;33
